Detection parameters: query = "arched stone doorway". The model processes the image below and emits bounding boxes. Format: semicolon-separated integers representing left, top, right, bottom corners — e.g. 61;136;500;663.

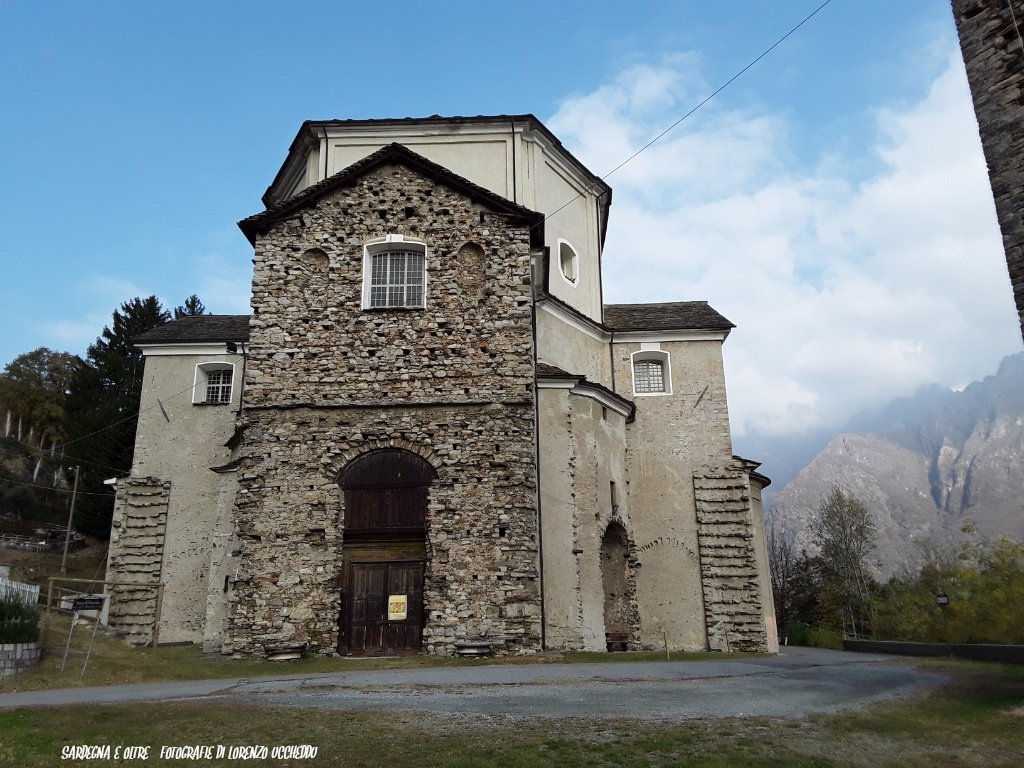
601;521;632;651
336;449;437;656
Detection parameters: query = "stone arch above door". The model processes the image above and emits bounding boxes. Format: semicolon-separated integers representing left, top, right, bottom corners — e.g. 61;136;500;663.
337;448;438;533
333;439;442;480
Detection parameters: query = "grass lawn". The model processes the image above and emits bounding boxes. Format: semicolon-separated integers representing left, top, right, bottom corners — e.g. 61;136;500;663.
0;661;1021;767
2;611;757;692
3;545;1021;765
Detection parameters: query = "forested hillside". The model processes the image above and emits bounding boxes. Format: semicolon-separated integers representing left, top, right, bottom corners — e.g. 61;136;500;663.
0;295;204;537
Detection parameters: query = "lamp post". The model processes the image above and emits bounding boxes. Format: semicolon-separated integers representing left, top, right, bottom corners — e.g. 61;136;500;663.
935;591;950;646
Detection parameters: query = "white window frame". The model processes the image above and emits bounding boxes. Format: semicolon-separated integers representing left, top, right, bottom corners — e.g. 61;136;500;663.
556;239;579;287
361;234;428;309
193;362;235;405
630;350;672;396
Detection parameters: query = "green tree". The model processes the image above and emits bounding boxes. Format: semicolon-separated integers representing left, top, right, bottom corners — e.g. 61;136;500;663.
0;347;80;447
810;486;877;637
174;294;207;319
872;534;1024;644
63;296;171;535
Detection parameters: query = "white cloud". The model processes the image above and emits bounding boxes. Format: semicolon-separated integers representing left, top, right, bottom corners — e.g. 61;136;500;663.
39;276;150;353
548;49;1020;438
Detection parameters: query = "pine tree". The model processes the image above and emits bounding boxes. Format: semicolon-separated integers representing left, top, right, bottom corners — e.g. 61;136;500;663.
174;294;207;319
64;296;171;535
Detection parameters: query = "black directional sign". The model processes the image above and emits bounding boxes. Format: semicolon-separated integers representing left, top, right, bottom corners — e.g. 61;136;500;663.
71;595;105;611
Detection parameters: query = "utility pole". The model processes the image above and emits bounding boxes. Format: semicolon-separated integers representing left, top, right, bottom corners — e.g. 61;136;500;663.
61;465;80;574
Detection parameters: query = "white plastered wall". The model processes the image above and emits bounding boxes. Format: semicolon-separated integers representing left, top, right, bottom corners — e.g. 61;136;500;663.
130;348;242;644
615;337;734;650
537;385;633;651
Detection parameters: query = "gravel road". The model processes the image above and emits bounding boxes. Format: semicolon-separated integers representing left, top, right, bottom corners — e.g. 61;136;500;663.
0;647;945;721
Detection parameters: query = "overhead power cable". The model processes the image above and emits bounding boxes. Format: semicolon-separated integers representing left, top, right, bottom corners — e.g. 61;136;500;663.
538;0;834;227
0;474;115;497
52;380;199;453
0;435;130;476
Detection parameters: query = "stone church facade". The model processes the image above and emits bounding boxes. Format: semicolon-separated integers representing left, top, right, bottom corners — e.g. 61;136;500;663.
106;115;777;657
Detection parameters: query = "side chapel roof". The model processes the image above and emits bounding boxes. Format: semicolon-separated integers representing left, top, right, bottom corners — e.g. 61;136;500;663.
535;361;636;422
603;301;734;332
238;142;545;246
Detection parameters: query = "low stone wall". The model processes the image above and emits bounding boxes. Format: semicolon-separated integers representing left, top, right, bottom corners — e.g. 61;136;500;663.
0;642;42;677
844;639;1024;663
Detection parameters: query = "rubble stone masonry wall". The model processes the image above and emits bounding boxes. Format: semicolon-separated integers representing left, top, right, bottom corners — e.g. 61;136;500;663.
224;163;541;656
953;0;1024;340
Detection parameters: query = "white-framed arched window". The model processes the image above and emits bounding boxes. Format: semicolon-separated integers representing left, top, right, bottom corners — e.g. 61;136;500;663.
361;234;427;309
630;350;671;396
193;362;235;405
557;239;579;286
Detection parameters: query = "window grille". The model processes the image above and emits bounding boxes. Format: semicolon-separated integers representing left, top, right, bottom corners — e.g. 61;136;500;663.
205;369;232;403
369;249;425;308
633;360;665;393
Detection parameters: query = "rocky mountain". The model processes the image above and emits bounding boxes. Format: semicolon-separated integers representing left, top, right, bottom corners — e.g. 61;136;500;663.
771;353;1024;577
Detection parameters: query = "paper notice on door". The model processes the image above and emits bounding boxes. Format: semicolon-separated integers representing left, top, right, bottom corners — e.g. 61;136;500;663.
388;594;408;621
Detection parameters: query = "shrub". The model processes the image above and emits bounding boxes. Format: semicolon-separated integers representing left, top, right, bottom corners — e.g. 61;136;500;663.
805;626;843;649
0;590;40;643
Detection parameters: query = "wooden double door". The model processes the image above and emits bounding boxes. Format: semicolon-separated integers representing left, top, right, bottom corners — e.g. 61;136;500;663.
339;541;425;656
337;449;435;656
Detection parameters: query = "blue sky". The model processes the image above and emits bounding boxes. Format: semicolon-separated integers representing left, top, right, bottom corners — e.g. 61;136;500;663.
1;1;1020;443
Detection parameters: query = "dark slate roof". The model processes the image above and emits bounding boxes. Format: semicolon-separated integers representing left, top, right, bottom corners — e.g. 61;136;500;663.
535;361;635;421
239;142;545;245
603;302;734;332
133;315;251;345
535;362;576;378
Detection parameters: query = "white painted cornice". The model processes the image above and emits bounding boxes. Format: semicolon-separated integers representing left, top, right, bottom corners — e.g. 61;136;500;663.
611;329;729;343
138;344;239;357
538;300;607;342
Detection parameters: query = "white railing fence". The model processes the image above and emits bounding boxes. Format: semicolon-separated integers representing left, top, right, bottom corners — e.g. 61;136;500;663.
0;577;41;606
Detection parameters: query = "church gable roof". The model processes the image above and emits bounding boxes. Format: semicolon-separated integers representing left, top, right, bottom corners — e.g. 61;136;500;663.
238;142;544;245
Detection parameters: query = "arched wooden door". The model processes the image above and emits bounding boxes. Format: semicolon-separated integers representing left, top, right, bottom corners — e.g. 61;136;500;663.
337;449;436;656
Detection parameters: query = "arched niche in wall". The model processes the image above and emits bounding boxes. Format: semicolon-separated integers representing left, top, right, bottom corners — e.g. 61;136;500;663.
601;520;631;650
454;241;486;300
557;239;579;286
290;247;329;293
